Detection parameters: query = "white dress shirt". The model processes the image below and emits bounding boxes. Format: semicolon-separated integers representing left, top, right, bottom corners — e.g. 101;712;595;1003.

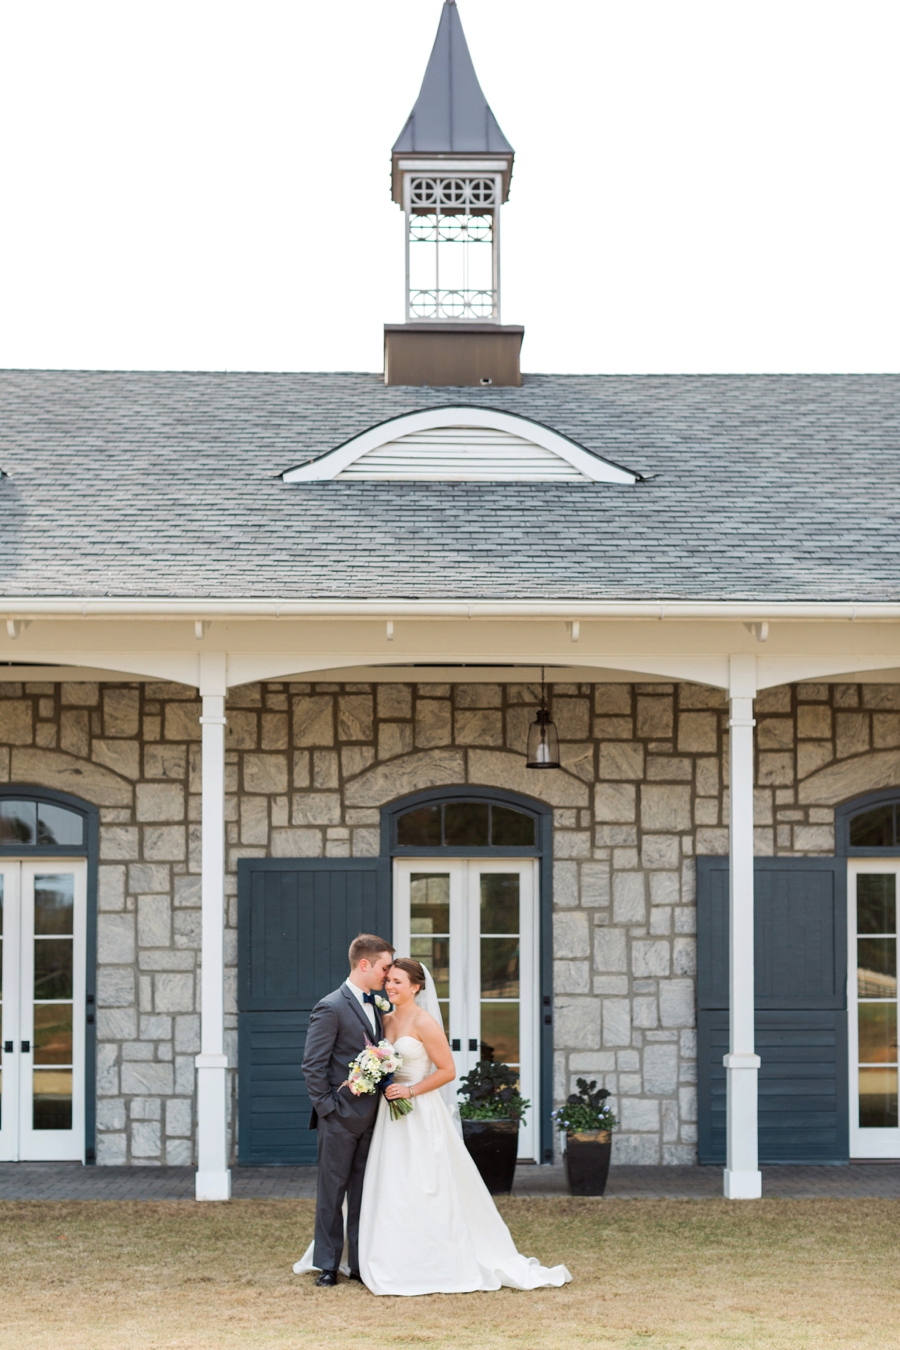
345;977;377;1035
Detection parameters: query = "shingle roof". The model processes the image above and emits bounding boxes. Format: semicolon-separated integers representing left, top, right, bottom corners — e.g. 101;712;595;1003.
1;369;899;603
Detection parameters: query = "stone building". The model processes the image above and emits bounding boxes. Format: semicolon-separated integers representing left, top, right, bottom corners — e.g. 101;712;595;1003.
1;2;899;1198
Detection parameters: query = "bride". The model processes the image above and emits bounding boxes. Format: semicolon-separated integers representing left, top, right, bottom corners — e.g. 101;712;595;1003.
296;957;571;1296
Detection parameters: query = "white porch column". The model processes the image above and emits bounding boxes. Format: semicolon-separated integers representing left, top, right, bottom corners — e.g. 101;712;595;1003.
723;654;762;1199
195;652;231;1201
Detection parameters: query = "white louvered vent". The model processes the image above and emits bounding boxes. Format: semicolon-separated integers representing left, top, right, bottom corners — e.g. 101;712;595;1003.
335;426;586;482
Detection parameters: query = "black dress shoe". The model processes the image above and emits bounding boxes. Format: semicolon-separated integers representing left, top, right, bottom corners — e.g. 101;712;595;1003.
314;1270;338;1287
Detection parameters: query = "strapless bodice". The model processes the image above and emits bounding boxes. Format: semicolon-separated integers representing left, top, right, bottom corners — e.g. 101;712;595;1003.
390;1035;430;1085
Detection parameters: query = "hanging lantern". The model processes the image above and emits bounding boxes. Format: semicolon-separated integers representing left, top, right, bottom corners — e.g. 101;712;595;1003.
526;668;560;769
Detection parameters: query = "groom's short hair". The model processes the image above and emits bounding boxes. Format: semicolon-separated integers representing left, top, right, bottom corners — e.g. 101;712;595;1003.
349;933;395;968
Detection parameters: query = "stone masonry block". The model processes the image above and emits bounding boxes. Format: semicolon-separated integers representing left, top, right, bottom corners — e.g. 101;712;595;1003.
242;754;288;795
636;697;674;738
552;698;590;740
673;937;697;975
553;960;590;993
678;684;726;709
97;913;135;965
677;712;718;754
641;784;692;831
377;684;412;719
873;713;900;749
271;829;323;856
632;996;659;1027
97;1008;137;1040
553;860;578;907
835;712;870;759
695;758;719;796
60;709;90;757
641;836;680;869
93;739;140;779
659;980;695;1027
143;744;187;781
61;681;99;706
97;1133;126;1163
454;684;501;708
174;1015;201;1053
631;939;671;977
554;997;600;1049
758;752;795;785
377;724;413;760
650;871;680;905
594;716;633;740
292;695;334;746
154;973;194;1014
612;871;646;924
757;718;794;750
695;827;729;855
454;709;503;745
594;686;631;714
166;1098;193;1137
415;700;452;748
599;742;644;780
239;797;269;845
338;695;373;741
136;783;185;822
594;783;636;823
580;862;610;907
103;688;140;738
131;1121;162;1157
292;792;342;825
593;927;627;972
620;1098;660;1132
96;1099;126;1131
601;999;631;1047
97;968;135;1008
797;704;832;738
137;895;171;948
98;865;126;911
163;702;202;741
863;685;900;709
142;826;186;861
553;910;590;958
120;1063;175;1096
612;1134;659;1164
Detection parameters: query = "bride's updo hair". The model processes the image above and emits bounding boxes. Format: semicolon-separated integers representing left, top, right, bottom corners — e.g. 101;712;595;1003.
390;957;426;994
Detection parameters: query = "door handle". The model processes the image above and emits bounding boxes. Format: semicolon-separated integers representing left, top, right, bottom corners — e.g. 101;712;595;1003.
2;1041;11;1054
468;1039;478;1052
21;1040;30;1053
451;1038;460;1051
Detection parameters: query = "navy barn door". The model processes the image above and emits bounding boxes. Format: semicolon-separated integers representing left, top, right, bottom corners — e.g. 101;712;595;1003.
697;857;848;1164
237;858;391;1165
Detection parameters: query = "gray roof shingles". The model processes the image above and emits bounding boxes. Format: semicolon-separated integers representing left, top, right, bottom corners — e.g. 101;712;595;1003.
0;369;898;603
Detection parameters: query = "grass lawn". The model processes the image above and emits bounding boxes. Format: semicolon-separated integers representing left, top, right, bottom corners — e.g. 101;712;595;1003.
0;1197;896;1350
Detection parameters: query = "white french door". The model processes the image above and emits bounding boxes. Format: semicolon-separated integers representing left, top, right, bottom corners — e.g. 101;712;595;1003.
0;860;86;1161
848;860;899;1158
393;858;539;1161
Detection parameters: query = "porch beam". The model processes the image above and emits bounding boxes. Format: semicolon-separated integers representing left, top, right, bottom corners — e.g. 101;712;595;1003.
724;654;762;1199
195;652;231;1201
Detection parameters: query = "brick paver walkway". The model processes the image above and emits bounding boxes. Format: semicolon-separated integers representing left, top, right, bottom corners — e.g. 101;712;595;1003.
1;1161;898;1201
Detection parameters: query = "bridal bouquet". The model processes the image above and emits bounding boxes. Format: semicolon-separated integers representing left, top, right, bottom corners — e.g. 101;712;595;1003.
347;1039;412;1121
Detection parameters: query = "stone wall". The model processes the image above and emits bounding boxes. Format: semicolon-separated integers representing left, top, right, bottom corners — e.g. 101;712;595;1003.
0;675;897;1165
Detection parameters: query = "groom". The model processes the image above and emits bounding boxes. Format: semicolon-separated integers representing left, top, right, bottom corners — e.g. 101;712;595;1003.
301;932;395;1286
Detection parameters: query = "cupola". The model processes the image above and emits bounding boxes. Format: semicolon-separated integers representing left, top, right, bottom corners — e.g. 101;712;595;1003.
384;1;523;388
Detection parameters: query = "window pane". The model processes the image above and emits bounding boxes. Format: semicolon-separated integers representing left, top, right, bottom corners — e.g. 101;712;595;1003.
857;874;896;935
858;1002;898;1064
858;938;898;999
491;806;535;847
32;1070;72;1131
34;874;74;936
481;938;519;998
410;873;449;934
859;1066;899;1129
34;939;73;1000
850;805;895;848
410;936;450;1001
444;802;489;846
480;873;519;934
37;804;83;847
0;800;36;844
34;1004;73;1066
479;1002;519;1067
397;806;441;847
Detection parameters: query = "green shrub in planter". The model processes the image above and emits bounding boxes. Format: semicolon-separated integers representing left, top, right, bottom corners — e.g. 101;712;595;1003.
553;1078;618;1198
458;1062;529;1194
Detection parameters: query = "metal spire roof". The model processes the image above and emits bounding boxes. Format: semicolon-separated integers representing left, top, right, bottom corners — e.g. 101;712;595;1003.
392;1;513;161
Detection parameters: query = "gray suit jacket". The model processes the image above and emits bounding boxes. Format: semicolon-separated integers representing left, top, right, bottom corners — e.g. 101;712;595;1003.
302;984;384;1136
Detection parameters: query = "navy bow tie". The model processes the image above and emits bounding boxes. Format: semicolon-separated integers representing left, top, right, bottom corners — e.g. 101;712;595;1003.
362;991;378;1006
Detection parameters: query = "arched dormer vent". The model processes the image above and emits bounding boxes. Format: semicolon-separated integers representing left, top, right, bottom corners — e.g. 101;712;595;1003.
282;408;639;485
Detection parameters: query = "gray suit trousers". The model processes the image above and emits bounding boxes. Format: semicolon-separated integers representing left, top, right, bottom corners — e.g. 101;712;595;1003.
313;1111;374;1273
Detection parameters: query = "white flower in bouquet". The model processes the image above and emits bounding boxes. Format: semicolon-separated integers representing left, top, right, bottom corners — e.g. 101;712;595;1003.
346;1039;412;1120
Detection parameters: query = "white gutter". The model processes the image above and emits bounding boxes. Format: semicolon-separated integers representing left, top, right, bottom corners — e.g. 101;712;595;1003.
0;598;897;622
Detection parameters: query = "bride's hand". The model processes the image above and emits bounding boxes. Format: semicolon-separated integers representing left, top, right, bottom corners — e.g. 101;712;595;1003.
384;1083;412;1101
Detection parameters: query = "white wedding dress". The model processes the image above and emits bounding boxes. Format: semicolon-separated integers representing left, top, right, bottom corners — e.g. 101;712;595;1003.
294;1030;572;1297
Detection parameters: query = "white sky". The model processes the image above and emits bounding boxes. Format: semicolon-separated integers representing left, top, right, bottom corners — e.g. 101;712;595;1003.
1;1;897;375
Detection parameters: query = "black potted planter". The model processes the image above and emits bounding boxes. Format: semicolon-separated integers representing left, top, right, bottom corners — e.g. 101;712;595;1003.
564;1129;612;1197
463;1118;519;1195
